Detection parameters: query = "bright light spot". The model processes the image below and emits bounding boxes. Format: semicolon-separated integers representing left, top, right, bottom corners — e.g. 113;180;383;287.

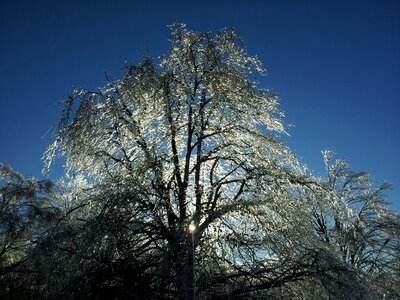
189;224;196;233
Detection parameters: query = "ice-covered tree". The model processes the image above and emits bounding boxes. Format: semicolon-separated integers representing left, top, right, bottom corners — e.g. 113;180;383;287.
309;151;400;297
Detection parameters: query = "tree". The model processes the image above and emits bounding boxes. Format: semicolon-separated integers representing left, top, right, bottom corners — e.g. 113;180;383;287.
0;164;58;299
44;24;316;298
310;151;400;297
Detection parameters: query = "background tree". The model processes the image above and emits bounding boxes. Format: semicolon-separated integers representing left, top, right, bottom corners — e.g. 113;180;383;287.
0;164;58;299
309;151;400;298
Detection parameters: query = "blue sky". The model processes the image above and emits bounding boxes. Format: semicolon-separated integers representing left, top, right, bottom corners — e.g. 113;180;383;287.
0;0;399;209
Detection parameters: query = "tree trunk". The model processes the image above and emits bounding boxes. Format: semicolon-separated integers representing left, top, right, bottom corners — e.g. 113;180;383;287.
176;234;195;300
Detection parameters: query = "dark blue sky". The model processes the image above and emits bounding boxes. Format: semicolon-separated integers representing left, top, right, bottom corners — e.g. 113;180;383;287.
1;0;399;209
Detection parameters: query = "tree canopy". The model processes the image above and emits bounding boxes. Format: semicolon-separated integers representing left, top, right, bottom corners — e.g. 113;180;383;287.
1;24;399;300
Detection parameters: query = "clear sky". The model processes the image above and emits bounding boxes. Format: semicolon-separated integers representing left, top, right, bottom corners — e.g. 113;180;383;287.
1;0;399;209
